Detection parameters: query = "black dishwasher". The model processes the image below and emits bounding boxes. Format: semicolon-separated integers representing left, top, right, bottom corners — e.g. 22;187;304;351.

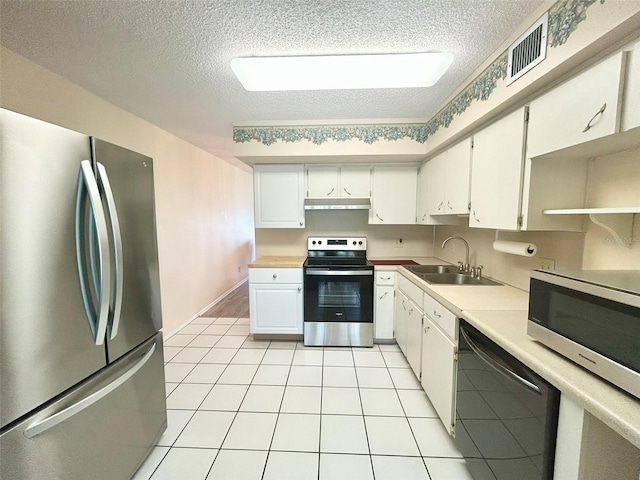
455;320;560;480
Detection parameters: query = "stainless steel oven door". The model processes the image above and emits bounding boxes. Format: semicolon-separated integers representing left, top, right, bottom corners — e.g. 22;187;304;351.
303;268;373;347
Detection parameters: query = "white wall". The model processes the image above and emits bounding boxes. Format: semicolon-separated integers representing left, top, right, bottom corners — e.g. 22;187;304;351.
1;47;255;335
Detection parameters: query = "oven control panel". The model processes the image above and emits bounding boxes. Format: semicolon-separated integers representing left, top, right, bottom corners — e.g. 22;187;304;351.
307;237;367;251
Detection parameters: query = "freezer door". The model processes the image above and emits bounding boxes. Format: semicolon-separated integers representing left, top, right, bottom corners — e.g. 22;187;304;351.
0;109;108;429
0;333;167;480
92;139;162;362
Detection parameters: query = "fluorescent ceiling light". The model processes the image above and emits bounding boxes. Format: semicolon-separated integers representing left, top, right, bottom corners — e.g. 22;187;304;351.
231;52;453;91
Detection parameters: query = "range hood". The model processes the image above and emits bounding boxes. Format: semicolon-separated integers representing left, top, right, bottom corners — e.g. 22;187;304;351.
304;198;371;210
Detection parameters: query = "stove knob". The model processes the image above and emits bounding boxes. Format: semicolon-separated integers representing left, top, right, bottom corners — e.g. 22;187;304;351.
353;241;356;245
359;241;363;245
318;240;322;245
312;240;316;245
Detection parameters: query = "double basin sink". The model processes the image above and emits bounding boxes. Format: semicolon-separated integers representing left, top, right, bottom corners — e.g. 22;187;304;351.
403;264;502;286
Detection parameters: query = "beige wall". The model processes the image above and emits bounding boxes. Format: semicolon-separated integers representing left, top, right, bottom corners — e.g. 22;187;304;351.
256;210;434;259
1;47;255;335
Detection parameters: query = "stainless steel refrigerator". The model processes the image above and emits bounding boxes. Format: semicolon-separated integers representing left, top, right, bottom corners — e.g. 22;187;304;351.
0;108;167;479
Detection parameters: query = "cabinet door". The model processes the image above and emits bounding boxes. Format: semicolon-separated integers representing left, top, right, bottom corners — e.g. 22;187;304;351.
254;165;305;228
371;166;417;224
469;107;527;230
444;137;472;215
426;153;446;217
527;52;625;158
249;283;303;334
416;163;430;224
421;316;457;433
374;285;395;340
394;290;409;356
340;165;371;198
406;300;423;379
306;166;339;198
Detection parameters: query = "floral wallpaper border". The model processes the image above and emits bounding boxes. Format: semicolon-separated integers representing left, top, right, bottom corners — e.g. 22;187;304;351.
234;0;604;147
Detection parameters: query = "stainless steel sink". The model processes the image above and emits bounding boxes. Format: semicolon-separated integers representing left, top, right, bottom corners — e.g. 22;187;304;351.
419;273;502;286
404;265;460;275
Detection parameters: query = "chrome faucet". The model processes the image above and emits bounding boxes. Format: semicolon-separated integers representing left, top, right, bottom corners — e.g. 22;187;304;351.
441;236;470;272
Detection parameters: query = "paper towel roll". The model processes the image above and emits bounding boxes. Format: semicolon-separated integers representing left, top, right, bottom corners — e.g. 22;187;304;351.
492;240;537;257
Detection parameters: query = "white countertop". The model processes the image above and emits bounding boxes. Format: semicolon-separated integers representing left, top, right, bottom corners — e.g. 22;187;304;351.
391;261;640;449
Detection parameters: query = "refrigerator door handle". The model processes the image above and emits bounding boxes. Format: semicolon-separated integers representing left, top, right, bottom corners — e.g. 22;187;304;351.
23;342;156;439
96;162;124;340
75;160;111;345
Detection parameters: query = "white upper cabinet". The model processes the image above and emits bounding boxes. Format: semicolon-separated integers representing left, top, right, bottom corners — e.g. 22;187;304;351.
419;137;471;225
527;52;626;158
306;166;339;198
370;165;417;225
445;138;472;214
469;107;527;230
416;163;430;225
340;165;371;198
306;165;371;199
254;164;305;228
425;152;446;217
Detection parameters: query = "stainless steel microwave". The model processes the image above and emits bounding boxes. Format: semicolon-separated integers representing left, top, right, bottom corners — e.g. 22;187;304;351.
528;269;640;400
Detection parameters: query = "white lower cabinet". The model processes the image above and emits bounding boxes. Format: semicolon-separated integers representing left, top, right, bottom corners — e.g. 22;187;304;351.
406;299;423;379
249;268;303;334
394;290;409;356
421;314;457;434
374;270;396;340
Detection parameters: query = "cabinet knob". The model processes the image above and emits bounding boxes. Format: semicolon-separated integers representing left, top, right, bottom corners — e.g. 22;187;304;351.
299;221;303;226
298;287;301;292
273;274;277;279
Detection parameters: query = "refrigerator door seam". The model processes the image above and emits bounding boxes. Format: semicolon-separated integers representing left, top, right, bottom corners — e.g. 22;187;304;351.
96;162;124;340
23;342;156;439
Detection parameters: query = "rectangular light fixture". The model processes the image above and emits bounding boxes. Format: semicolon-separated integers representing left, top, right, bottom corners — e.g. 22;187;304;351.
231;52;453;91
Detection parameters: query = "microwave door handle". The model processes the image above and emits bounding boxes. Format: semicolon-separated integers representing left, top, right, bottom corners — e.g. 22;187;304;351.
96;162;123;340
460;326;541;394
75;160;111;345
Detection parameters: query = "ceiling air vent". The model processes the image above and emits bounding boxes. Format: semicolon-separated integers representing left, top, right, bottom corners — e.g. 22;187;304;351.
506;12;548;85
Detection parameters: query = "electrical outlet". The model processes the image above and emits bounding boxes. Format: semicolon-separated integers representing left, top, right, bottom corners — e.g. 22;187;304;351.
394;238;404;248
540;258;555;270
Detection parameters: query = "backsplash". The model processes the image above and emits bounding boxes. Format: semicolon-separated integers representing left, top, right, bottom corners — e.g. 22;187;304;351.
255;209;434;259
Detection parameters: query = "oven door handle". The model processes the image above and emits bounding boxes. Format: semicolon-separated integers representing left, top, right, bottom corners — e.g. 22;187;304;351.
460;326;541;394
305;270;373;276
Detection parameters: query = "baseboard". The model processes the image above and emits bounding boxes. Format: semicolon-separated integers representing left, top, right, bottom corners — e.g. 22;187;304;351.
164;278;248;339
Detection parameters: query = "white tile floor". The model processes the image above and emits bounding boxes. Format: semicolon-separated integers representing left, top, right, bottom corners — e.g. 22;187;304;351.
133;316;474;480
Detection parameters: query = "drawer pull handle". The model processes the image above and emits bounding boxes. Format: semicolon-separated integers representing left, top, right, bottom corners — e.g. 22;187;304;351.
437;201;443;211
375;213;384;222
380;291;388;300
472;210;480;223
583;103;606;133
424;326;430;333
327;187;335;196
343;187;352;196
433;310;442;318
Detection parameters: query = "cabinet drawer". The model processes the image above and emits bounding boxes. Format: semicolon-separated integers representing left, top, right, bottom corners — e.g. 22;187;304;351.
397;274;423;309
423;293;457;340
376;271;396;286
249;268;302;284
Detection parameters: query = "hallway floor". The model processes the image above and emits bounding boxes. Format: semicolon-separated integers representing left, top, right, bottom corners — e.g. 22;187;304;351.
133;286;471;480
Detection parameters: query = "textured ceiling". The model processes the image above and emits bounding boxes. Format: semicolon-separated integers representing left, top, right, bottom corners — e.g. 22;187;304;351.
1;0;545;167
